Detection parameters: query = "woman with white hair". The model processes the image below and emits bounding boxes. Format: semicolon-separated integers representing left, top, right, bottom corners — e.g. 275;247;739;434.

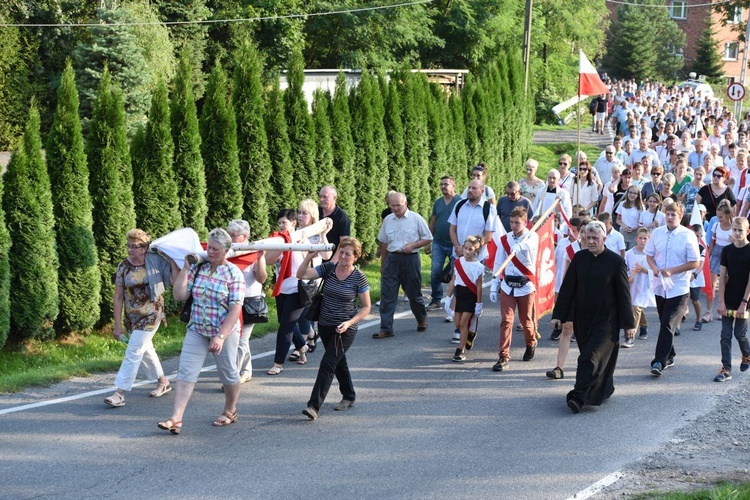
158;228;246;434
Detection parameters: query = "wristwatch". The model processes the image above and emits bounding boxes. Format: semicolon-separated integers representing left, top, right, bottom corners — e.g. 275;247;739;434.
217;334;226;340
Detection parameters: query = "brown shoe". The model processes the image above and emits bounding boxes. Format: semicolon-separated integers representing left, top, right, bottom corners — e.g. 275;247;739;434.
417;321;428;332
492;356;509;372
372;331;394;339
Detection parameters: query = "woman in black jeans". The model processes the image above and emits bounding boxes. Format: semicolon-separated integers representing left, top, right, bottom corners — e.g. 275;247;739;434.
296;237;371;420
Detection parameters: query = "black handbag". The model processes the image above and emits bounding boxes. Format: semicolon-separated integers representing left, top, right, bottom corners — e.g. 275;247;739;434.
242;296;268;324
438;259;454;284
179;261;207;323
298;279;322;307
304;268;330;322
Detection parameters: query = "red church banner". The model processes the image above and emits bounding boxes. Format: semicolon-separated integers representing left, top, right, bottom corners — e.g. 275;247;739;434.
534;217;556;318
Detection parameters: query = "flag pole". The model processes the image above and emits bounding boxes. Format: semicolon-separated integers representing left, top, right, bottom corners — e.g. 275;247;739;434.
576;63;582;207
492;198;561;278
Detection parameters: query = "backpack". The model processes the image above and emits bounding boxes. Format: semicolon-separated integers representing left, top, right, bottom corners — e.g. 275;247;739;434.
454;198;490;222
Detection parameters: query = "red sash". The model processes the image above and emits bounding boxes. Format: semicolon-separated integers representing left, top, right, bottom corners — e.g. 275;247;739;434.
454;258;477;296
500;234;534;280
565;241;580;261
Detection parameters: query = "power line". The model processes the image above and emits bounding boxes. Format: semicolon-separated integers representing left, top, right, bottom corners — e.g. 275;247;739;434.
605;0;734;7
0;0;434;28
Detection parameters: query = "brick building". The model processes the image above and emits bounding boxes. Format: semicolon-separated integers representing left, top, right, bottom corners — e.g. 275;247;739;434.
607;1;747;83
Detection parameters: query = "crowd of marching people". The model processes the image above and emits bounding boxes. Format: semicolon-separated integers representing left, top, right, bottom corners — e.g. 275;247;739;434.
103;78;750;429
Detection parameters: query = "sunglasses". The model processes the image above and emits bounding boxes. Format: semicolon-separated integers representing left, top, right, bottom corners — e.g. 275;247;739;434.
713;173;724;178
558;162;568;166
579;168;588;171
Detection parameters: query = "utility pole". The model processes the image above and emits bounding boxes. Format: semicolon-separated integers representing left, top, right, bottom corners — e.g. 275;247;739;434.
522;0;533;95
736;12;750;119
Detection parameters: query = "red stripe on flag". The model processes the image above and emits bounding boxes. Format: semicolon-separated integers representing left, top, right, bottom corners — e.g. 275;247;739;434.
579;73;609;97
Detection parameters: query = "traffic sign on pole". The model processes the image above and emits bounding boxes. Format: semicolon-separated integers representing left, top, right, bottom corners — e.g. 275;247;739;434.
727;82;746;101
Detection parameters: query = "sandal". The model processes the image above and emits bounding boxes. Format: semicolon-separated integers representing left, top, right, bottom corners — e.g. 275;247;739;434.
104;392;125;407
297;345;309;365
306;330;319;353
289;350;300;362
213;410;238;427
150;382;172;398
701;311;713;323
157;418;182;435
546;367;564;380
267;364;283;376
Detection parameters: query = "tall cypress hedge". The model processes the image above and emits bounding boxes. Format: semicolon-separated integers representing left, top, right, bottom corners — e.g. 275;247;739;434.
284;47;316;201
265;77;295;219
350;72;379;258
133;80;181;237
87;68;135;324
46;62;100;333
171;52;207;238
233;40;272;240
0;176;10;349
330;72;356;228
3;105;59;340
201;63;242;229
384;80;406;193
312;89;335;187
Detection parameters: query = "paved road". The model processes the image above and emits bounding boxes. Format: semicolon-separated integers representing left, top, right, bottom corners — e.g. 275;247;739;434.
0;298;742;499
533;122;614;150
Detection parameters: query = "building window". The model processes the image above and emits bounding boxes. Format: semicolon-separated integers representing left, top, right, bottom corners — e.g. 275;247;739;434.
724;42;739;60
670;1;687;20
667;43;684;58
728;6;743;24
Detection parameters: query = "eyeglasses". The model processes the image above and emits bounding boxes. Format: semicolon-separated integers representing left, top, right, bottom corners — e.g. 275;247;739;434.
439;182;451;186
605;151;614;155
713;173;724;178
558;162;568;166
651;173;661;176
579;168;588;172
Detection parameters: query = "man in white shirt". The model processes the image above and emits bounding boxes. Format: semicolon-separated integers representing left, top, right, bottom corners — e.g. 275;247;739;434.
533;169;572;222
645;202;701;376
630;138;661;167
594;146;623;186
448;179;498;260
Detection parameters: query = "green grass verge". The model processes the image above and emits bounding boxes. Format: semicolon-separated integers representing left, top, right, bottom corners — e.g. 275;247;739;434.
629;480;750;499
0;256;432;393
529;142;603;178
533;122;580;132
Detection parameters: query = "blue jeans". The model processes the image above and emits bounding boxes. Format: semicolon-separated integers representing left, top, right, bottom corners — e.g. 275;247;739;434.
430;242;453;304
720;315;750;371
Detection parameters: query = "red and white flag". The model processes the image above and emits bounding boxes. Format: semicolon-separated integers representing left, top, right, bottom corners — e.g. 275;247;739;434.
484;215;506;270
579;49;609;97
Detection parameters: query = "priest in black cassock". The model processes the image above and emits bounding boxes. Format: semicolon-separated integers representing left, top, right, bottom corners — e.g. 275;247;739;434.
552;221;635;413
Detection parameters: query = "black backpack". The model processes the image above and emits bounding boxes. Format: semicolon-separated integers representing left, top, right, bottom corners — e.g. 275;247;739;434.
454;198;490;222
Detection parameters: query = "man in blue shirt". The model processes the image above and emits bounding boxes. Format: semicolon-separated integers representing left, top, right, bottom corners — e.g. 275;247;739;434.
427;176;460;310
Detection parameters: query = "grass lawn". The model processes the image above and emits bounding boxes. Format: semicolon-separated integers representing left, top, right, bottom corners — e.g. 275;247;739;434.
532;122;580;132
0;255;433;393
630;481;750;499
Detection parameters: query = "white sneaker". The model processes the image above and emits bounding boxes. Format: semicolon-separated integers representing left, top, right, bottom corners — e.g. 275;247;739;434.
445;314;454;323
375;300;381;306
451;329;460;343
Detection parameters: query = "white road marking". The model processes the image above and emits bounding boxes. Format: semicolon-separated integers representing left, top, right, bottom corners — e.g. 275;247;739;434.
567;471;623;499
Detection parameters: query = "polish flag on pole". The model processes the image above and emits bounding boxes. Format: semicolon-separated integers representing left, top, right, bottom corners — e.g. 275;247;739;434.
579;49;609;97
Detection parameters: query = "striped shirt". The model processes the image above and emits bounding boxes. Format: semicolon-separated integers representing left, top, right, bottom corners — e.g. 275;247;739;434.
187;262;245;337
315;261;370;329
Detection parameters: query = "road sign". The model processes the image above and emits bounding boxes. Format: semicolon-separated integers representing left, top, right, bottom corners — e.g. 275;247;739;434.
727;82;745;101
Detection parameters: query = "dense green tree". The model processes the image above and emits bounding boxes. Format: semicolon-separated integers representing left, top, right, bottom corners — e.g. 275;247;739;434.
152;0;210;98
383;80;407;193
265;77;295;220
133;80;181;237
603;0;685;80
87;68;136;323
692;19;725;83
369;76;389;212
45;62;100;333
350;72;379;258
253;0;306;70
205;0;258;73
312;89;335;187
171;53;207;238
284;47;317;200
3;105;59;340
304;0;442;68
0;14;36;149
73;6;151;134
201;63;242;229
233;40;272;240
330;72;357;226
426;84;451;203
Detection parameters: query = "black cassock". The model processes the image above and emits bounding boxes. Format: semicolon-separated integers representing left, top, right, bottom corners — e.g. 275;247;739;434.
552;248;635;406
